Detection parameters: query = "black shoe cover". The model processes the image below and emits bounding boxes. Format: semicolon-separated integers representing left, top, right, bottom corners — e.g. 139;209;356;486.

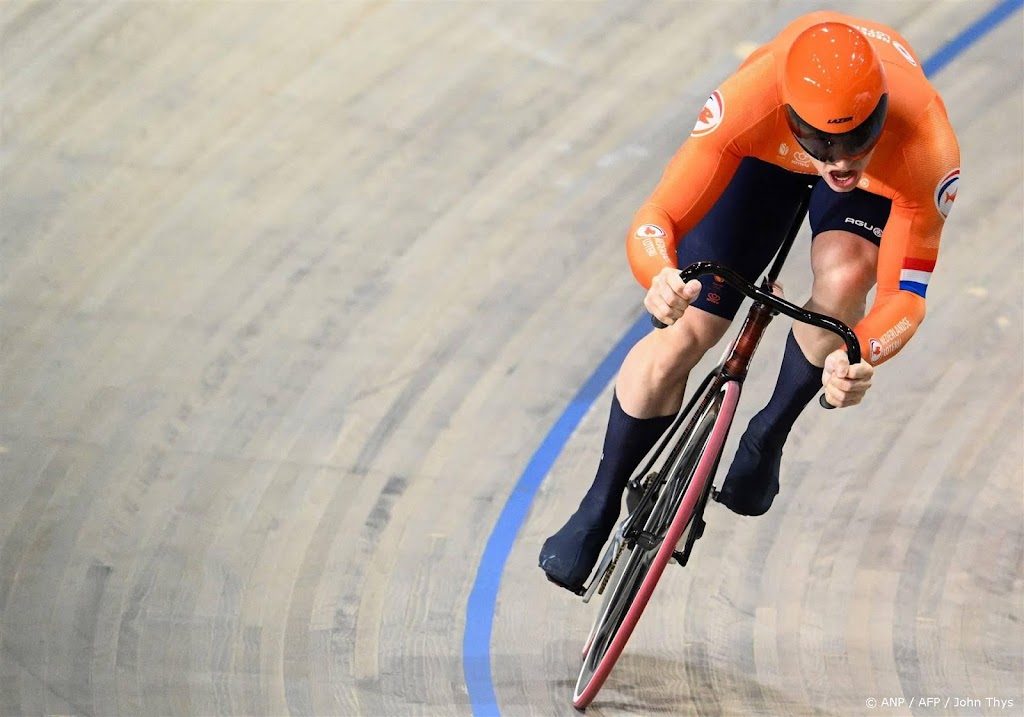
716;432;784;516
538;507;619;594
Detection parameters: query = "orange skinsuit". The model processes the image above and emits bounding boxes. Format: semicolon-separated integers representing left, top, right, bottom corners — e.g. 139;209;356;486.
626;11;961;366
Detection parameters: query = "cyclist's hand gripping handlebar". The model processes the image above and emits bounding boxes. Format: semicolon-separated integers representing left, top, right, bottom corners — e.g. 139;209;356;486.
646;268;701;329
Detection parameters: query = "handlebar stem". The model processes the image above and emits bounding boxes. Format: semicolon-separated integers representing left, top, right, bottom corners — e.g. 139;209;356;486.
722;301;775;381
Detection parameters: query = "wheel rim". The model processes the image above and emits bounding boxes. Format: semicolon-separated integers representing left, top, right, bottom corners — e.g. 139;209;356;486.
573;544;654;701
570;384;729;708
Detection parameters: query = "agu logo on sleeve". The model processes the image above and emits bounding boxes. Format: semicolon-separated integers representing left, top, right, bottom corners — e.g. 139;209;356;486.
691;90;725;137
934;168;959;219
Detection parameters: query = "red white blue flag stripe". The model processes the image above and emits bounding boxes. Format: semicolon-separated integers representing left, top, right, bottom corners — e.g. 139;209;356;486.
900;258;935;297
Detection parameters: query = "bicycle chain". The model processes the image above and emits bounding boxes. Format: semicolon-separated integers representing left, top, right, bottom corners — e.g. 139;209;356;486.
597;539;626;595
598;471;658;595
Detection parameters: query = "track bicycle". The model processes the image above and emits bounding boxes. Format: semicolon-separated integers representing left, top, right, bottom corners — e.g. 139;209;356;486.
571;210;861;710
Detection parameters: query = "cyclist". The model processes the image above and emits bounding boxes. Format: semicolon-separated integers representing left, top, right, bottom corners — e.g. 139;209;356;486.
539;11;961;593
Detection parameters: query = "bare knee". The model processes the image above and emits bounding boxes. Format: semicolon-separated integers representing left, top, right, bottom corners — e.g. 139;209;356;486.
630;309;729;386
616;308;731;416
814;262;874;311
799;230;878;360
810;231;876;313
650;324;709;383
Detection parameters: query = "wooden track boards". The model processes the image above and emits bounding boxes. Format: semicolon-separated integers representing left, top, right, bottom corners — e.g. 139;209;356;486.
2;2;1021;715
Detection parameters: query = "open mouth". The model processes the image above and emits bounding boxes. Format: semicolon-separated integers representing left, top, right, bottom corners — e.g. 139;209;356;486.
829;169;858;189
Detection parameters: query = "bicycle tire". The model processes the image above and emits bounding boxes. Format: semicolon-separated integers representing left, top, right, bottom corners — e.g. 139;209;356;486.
572;379;739;710
575;384;721;663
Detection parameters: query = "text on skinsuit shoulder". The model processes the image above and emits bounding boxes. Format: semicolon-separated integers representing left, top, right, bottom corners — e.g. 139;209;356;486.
850;24;892;44
849;23;918;66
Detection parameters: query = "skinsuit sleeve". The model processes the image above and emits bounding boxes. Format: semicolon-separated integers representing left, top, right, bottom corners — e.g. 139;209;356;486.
625;50;782;289
856;98;960;366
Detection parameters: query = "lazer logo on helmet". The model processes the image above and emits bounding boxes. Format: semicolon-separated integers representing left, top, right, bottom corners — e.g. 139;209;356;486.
827;116;854;125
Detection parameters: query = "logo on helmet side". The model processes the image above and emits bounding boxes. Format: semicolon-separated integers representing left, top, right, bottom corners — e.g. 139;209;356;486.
827;116;854;125
691;91;725;137
934;168;960;219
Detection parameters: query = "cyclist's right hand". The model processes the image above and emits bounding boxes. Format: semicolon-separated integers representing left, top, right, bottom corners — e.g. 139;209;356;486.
644;267;702;326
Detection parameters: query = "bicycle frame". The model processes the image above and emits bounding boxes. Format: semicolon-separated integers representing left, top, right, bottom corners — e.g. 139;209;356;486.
606;261;862;563
574;264;864;707
677;261;862;373
648;263;859;533
573;191;865;709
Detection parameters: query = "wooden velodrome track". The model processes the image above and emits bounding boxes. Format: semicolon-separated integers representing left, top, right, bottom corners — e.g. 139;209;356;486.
2;1;1021;716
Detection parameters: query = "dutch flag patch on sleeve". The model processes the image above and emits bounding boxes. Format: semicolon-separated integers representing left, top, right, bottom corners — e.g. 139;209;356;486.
899;258;936;297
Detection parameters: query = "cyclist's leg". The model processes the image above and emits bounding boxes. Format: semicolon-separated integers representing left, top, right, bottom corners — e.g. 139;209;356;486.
719;183;892;516
539;158;812;592
615;307;729;417
792;229;879;361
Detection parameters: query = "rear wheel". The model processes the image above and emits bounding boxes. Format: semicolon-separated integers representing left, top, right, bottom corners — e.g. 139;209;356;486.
572;380;738;709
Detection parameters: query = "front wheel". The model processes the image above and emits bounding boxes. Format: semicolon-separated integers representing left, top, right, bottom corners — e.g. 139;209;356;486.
572;380;739;710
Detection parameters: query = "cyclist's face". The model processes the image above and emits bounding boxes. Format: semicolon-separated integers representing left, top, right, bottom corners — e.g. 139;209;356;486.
810;150;875;193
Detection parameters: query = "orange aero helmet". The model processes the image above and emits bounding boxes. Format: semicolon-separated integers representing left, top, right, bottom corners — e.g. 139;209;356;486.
782;22;888;163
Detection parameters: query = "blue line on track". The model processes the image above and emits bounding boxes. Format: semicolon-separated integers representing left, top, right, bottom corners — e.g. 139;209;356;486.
462;315;650;716
923;0;1023;77
463;2;1023;714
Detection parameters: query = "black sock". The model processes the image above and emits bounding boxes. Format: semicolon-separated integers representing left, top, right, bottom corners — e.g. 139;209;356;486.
575;392;675;519
746;330;823;443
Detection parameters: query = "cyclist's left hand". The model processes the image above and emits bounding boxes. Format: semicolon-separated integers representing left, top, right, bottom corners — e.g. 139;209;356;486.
821;349;874;408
